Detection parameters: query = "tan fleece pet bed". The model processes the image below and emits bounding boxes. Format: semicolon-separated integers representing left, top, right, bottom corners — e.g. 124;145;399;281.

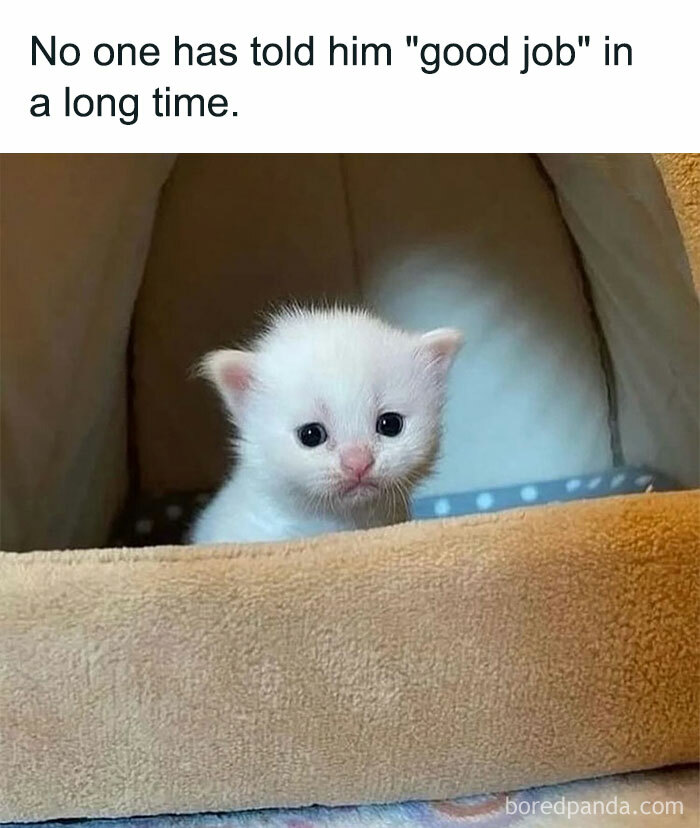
1;153;699;822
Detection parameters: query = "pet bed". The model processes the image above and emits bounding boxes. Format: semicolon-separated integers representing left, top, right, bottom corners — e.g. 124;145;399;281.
2;765;697;828
1;153;698;823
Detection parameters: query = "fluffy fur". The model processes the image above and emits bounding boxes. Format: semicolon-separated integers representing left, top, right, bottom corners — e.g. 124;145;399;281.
190;307;462;543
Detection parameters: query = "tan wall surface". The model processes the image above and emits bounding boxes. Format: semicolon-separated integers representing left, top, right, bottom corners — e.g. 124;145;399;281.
655;153;700;289
1;154;174;551
542;154;699;487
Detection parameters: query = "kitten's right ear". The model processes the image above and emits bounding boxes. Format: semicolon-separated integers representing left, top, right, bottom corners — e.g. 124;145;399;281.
418;328;464;380
199;349;256;420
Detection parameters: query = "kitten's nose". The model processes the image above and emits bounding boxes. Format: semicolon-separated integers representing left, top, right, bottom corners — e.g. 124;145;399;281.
340;445;375;480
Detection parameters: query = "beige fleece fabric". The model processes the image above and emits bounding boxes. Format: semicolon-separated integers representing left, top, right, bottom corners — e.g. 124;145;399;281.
1;492;698;822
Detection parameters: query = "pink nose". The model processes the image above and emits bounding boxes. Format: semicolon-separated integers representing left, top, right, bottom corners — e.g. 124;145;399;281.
340;445;375;480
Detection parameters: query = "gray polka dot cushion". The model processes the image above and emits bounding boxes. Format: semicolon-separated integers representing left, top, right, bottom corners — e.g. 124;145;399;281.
110;466;677;548
412;466;675;519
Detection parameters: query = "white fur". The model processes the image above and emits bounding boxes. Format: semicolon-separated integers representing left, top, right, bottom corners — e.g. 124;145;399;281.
190;307;462;543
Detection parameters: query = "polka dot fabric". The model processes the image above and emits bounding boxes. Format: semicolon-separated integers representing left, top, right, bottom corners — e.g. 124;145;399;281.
412;467;676;520
110;467;676;547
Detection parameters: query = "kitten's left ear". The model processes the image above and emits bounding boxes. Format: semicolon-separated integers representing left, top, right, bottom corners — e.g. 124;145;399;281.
198;348;256;421
418;328;464;378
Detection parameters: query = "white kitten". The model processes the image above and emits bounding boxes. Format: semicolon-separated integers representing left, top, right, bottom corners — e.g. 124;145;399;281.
190;307;462;543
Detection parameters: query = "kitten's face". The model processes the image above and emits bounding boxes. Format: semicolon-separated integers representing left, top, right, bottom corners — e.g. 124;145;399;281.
204;310;462;512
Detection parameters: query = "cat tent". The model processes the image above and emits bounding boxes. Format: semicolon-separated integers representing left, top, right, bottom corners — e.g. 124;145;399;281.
0;153;698;822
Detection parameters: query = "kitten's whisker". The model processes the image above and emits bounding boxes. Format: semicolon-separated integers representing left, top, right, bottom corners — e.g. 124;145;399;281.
389;485;397;522
394;479;412;520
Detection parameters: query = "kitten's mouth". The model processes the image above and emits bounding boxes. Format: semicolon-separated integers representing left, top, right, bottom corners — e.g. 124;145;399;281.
339;479;380;498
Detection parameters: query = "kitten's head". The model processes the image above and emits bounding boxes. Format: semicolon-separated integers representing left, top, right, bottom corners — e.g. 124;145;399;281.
201;307;462;512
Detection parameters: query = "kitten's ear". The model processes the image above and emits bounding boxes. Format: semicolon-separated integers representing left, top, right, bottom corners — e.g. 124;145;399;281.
418;328;464;379
199;349;256;419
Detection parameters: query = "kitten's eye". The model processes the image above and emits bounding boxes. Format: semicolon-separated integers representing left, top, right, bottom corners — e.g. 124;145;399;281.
296;422;328;448
376;412;404;437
